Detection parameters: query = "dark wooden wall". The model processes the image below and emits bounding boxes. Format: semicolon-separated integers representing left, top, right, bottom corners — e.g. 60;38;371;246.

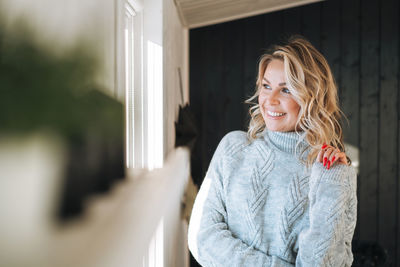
189;0;399;266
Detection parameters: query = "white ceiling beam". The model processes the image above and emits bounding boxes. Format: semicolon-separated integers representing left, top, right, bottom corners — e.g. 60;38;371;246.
174;0;324;29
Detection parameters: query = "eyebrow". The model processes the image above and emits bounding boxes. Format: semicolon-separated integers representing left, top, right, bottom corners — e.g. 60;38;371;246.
263;78;286;86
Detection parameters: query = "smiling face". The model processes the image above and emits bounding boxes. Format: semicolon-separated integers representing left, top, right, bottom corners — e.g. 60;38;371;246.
258;59;301;132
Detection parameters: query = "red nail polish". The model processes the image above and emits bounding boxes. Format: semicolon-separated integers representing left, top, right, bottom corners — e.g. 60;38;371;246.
321;144;327;149
323;157;327;166
327;161;331;169
332;156;335;162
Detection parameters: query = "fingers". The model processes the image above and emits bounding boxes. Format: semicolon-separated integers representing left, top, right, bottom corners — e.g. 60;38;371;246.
330;149;341;164
323;148;335;169
332;151;348;165
318;144;348;170
317;143;326;163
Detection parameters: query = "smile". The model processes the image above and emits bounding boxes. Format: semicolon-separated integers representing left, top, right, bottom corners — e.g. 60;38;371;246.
266;110;286;117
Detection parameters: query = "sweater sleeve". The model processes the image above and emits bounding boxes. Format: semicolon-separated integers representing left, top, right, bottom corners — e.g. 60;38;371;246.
188;132;293;267
296;162;357;267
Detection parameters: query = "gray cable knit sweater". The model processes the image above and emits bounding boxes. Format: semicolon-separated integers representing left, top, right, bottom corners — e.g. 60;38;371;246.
188;130;357;267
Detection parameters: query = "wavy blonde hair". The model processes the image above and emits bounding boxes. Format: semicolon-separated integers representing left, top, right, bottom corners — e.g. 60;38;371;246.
245;36;348;166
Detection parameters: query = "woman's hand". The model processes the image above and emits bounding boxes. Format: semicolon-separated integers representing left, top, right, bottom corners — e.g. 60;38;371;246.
317;143;348;170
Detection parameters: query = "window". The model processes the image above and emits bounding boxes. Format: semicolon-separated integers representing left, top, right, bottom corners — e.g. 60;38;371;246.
121;1;164;266
122;0;146;173
122;0;163;173
146;39;163;170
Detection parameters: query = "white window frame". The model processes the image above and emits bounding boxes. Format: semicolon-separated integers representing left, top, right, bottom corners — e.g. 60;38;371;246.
116;0;165;266
116;0;146;174
124;2;135;169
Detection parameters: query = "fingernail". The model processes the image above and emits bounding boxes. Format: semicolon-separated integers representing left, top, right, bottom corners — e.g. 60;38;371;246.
332;156;335;162
323;157;327;166
327;161;331;170
321;144;327;149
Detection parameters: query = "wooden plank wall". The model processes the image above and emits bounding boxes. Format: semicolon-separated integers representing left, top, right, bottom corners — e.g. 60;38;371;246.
189;0;399;266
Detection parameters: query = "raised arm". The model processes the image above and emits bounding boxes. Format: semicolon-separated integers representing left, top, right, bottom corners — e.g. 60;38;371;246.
296;162;357;266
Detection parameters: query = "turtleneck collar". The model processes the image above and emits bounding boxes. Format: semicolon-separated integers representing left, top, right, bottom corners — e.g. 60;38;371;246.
262;129;309;155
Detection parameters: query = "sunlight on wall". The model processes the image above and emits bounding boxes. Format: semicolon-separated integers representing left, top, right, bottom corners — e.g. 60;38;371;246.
147;40;163;170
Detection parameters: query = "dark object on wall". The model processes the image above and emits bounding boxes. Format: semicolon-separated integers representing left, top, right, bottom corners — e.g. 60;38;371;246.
175;103;199;151
175;67;199;151
352;240;388;266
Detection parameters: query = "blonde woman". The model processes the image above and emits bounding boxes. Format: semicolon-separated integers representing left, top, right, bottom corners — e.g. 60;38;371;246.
188;36;357;266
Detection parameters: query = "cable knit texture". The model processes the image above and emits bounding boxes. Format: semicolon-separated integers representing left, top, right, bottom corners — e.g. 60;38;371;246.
188;130;357;267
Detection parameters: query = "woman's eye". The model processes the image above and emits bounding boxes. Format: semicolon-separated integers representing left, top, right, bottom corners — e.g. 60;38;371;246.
282;88;291;94
262;84;271;89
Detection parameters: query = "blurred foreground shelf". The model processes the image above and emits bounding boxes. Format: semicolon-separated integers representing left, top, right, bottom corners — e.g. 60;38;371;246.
0;135;190;267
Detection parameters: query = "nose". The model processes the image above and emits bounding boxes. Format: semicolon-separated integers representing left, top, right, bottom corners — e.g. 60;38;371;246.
266;91;280;105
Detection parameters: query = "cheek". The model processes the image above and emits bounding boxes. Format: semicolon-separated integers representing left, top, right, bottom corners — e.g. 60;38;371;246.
285;100;301;117
258;93;267;105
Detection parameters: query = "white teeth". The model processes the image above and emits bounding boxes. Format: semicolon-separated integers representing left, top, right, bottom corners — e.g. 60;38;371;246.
267;110;286;117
